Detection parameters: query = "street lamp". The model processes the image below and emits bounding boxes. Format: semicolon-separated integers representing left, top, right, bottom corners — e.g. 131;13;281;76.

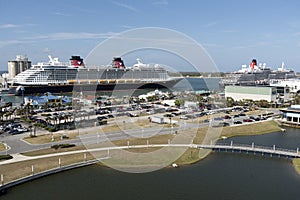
20;86;25;105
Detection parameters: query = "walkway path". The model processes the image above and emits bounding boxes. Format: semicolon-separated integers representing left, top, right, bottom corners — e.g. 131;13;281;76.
1;142;299;166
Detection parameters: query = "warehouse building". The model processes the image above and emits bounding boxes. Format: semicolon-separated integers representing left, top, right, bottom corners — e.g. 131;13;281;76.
225;85;290;103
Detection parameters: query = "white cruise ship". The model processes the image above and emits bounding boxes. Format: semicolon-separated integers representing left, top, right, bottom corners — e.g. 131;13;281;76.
9;56;182;95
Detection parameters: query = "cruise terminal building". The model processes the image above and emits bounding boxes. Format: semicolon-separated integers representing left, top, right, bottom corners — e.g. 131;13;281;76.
280;105;300;127
225;85;290;103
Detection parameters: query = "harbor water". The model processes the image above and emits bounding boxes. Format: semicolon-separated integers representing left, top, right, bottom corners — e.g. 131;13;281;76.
2;129;300;200
0;77;221;103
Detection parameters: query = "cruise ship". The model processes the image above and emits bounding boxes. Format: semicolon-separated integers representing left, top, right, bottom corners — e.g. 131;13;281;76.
9;56;182;95
219;59;296;89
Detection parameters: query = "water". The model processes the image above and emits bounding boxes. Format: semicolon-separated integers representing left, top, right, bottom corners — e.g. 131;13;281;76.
2;128;300;199
174;77;220;92
0;77;220;104
220;127;300;150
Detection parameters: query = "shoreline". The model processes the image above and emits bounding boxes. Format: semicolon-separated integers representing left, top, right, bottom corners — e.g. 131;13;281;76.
292;158;300;175
0;159;101;195
0;120;298;195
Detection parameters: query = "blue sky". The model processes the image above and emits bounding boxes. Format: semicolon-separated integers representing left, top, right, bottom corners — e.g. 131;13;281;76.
1;0;300;72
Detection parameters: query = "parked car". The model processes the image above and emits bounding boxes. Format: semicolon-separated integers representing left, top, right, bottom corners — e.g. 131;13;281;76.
106;114;114;118
9;129;21;135
164;113;175;117
214;117;223;121
219;122;230;127
213;122;230;127
16;127;28;132
224;115;231;119
180;116;188;120
234;121;242;124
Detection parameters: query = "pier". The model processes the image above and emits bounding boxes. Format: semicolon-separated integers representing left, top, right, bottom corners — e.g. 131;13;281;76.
196;142;300;158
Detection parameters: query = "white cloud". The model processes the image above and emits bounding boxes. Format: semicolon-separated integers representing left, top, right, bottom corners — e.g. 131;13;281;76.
121;25;135;29
0;32;116;48
0;23;36;29
202;43;223;48
25;32;117;40
0;24;20;29
202;21;218;28
293;32;300;36
221;29;238;33
52;12;72;17
111;1;138;12
153;0;168;5
0;40;30;48
233;41;268;49
43;47;51;53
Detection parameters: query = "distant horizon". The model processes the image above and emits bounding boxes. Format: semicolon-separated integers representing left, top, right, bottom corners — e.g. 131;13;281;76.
2;53;298;73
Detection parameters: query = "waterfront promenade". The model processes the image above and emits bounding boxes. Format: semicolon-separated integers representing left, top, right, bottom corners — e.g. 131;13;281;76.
1;141;299;166
1;141;299;193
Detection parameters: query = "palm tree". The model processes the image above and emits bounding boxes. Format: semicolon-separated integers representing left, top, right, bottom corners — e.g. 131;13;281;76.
57;102;62;110
4;112;9;121
226;97;235;107
0;111;4;122
44;102;49;109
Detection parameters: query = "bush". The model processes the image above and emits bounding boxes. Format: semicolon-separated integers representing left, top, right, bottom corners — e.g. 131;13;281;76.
47;127;57;132
51;144;76;150
0;154;13;161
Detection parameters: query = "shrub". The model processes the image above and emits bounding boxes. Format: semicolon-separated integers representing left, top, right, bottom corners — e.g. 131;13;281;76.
0;154;13;160
47;127;57;132
51;144;76;149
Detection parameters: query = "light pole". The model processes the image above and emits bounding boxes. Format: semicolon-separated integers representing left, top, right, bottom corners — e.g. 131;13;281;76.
20;86;25;105
3;143;8;155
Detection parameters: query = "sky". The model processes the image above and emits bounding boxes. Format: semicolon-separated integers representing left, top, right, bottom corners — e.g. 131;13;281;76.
1;0;300;72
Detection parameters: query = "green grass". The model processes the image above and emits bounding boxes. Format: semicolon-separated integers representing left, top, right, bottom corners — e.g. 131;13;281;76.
175;120;282;166
0;142;5;151
175;148;211;165
0;119;285;186
22;145;85;156
293;158;300;174
23;132;78;144
220;120;282;138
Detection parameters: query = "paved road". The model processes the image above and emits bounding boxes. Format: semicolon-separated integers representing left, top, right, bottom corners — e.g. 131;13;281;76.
0;108;277;156
0;120;207;155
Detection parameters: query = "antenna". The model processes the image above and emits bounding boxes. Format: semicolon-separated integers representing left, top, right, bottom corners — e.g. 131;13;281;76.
136;58;143;64
281;62;285;69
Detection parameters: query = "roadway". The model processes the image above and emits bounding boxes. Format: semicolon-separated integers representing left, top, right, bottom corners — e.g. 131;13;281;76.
0;119;206;155
0;107;280;156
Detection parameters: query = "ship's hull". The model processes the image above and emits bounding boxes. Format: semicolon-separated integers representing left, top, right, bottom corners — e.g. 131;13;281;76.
219;71;296;90
9;78;182;95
